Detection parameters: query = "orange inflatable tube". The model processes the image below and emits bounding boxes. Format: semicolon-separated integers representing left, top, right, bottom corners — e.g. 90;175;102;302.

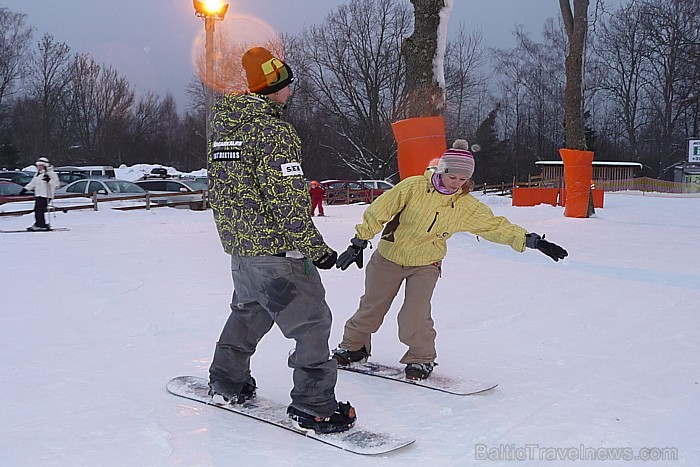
392;116;447;180
559;148;594;218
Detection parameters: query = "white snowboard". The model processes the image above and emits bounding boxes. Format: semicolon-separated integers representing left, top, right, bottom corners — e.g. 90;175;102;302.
166;376;415;455
339;361;498;395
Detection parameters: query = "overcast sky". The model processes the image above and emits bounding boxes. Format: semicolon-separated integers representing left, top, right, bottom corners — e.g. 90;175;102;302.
3;0;572;110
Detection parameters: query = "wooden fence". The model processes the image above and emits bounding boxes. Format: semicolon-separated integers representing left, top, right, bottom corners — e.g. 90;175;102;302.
489;175;699;195
324;187;382;205
0;190;208;217
594;177;699;194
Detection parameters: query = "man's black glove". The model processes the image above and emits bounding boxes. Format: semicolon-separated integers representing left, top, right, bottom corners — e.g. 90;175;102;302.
526;233;568;262
313;250;338;270
336;237;368;270
43;174;50;182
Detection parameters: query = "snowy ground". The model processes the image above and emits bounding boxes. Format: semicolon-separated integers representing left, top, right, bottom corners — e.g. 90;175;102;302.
1;191;698;466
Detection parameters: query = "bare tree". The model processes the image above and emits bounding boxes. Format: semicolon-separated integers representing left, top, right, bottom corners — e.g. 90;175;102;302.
639;0;700;175
297;0;412;178
492;21;568;179
559;0;590;150
67;54;134;163
27;34;72;157
0;7;33;111
398;0;450;119
443;25;489;136
590;1;650;162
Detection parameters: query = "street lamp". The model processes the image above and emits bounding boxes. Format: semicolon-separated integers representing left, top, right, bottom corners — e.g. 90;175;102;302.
193;0;229;144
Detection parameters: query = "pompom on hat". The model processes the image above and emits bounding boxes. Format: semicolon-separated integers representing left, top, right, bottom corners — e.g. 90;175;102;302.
437;139;474;178
242;47;294;95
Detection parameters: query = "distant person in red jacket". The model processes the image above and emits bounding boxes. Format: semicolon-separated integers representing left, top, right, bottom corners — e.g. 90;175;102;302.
309;181;325;216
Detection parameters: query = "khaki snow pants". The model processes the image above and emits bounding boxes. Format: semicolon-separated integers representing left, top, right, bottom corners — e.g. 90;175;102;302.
340;251;441;364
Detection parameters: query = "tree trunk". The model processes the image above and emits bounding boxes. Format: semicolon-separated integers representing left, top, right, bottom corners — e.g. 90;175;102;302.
559;0;589;150
398;0;447;119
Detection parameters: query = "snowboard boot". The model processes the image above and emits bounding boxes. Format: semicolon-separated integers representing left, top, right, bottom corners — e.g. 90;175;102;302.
208;378;257;405
332;346;369;366
287;401;357;434
404;362;437;380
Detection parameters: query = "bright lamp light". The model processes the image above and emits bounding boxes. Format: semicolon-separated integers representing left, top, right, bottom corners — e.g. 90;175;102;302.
193;0;229;19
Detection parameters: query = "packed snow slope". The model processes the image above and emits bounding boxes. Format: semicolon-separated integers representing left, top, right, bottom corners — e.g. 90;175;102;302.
1;191;698;466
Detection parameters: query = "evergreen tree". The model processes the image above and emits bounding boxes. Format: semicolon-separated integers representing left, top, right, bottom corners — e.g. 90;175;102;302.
472;108;509;184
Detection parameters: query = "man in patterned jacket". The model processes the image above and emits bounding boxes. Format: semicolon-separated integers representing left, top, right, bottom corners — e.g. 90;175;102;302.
206;47;356;434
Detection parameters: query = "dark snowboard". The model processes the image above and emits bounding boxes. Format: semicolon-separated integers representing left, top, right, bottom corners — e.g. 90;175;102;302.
0;227;69;233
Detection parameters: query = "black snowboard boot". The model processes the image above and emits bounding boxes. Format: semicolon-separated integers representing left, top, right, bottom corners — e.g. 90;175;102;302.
332;346;369;366
287;401;357;434
208;378;257;404
404;362;436;380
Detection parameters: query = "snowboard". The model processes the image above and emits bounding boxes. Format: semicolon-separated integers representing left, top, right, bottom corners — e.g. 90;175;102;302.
166;376;414;455
0;227;69;233
339;361;498;395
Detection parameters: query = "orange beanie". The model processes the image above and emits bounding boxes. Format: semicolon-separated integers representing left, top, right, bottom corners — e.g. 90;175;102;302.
241;47;294;95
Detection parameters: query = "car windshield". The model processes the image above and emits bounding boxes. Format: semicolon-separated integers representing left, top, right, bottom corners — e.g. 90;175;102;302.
104;180;146;194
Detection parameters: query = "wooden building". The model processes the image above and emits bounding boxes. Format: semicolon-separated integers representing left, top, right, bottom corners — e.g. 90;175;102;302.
535;161;643;191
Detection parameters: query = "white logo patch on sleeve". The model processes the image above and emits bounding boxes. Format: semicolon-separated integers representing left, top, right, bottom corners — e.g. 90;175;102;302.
281;162;304;177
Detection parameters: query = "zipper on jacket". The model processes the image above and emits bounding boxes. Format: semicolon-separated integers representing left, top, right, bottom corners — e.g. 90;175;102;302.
427;212;439;232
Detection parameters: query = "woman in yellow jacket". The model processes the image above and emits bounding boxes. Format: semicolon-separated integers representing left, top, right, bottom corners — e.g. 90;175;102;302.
333;140;568;380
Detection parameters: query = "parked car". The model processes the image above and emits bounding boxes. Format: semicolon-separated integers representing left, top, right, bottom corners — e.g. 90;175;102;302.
133;178;208;210
320;180;373;205
0;180;28;201
53;178;146;210
0;180;34;213
358;179;394;196
53;166;90;187
78;165;116;178
57;179;146;198
182;175;209;185
0;171;34;186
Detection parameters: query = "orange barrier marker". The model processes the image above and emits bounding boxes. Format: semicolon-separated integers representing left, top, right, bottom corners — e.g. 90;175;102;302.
391;116;447;180
559;148;594;218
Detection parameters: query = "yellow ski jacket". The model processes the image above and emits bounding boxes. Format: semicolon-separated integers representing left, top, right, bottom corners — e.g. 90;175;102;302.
355;170;528;267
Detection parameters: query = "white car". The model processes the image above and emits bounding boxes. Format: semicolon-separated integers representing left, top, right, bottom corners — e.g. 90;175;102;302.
57;179;146;198
54;179;146;210
358;180;395;191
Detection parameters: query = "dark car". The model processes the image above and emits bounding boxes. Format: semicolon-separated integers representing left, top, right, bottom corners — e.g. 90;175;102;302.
53;166;90;187
0;180;34;213
134;178;208;210
0;180;29;201
0;171;34;186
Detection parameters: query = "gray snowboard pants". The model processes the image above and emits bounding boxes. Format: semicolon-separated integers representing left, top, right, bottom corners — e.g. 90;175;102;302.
209;255;338;418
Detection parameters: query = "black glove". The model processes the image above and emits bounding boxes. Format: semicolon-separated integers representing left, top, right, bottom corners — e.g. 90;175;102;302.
313;250;338;270
336;237;368;270
43;174;50;182
526;233;568;262
20;188;28;195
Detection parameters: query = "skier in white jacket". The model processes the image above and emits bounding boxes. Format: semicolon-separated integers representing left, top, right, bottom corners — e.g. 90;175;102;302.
23;157;60;231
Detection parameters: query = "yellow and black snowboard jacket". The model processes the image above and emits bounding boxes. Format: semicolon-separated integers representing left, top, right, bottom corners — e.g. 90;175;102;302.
208;93;332;262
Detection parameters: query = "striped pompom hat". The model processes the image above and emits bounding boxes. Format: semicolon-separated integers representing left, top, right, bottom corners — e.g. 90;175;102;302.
437;139;474;178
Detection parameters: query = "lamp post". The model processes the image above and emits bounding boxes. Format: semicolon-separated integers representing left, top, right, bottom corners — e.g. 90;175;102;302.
193;0;229;144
